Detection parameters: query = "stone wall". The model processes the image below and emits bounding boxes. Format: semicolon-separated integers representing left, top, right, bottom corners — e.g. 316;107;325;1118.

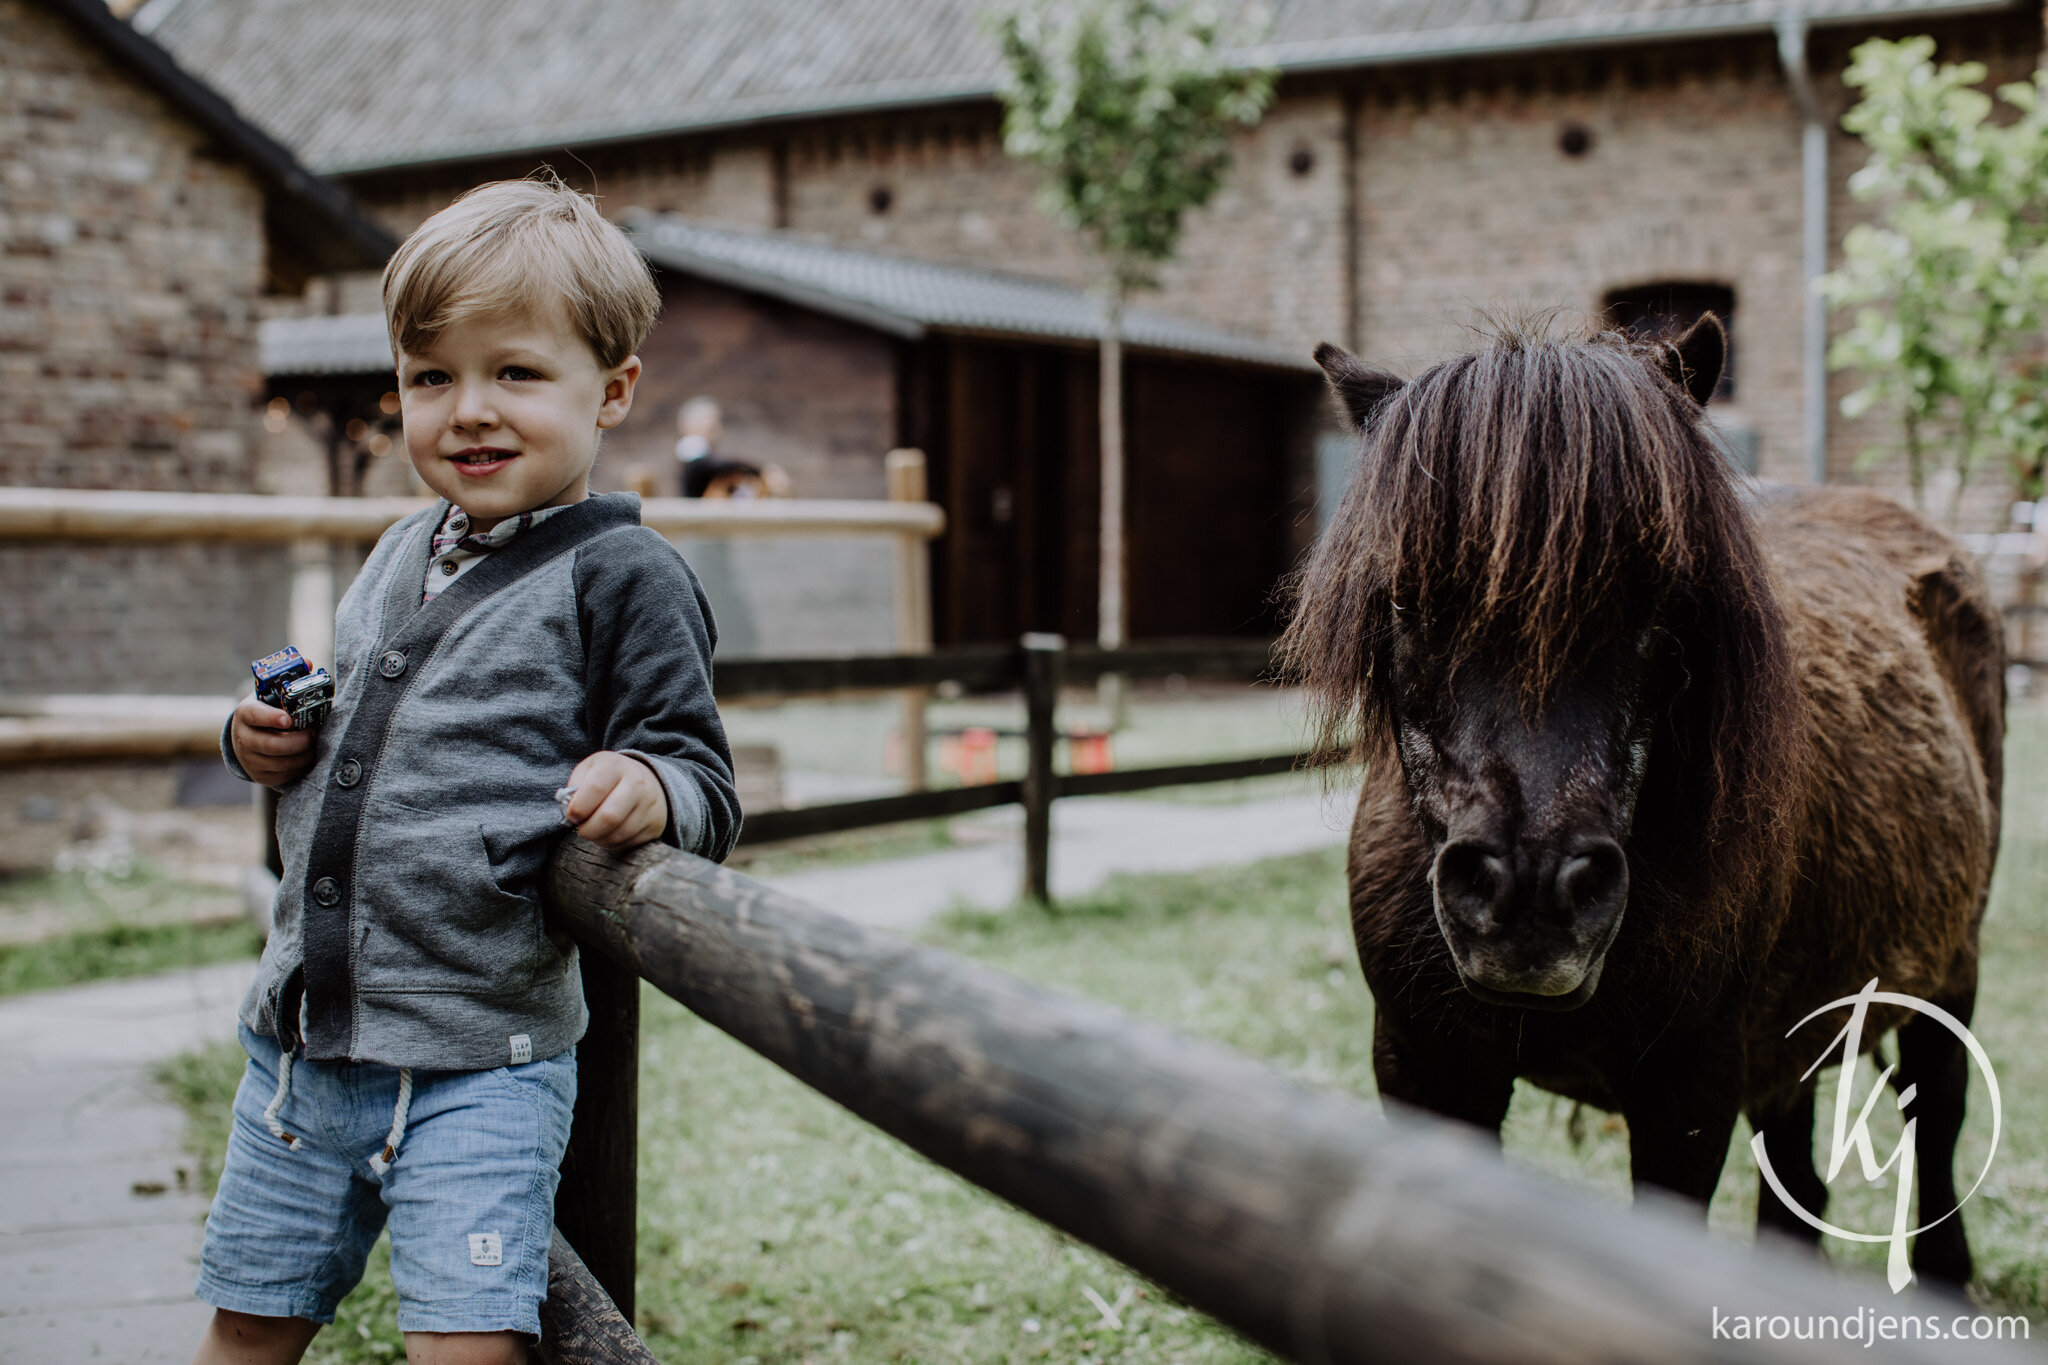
1;0;285;695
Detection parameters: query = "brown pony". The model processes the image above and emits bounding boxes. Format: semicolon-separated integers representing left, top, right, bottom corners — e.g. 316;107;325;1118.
1283;316;2002;1285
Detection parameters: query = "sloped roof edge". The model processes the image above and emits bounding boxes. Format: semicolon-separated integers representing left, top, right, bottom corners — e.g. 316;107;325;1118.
262;0;2019;179
259;220;1319;377
1246;0;2021;73
36;0;394;273
628;214;1318;373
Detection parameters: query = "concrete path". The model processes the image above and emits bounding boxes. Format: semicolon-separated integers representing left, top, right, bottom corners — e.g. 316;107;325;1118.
0;959;257;1363
0;788;1350;1360
765;788;1352;929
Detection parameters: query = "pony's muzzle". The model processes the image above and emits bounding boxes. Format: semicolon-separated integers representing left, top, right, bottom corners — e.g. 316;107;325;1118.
1432;837;1628;1003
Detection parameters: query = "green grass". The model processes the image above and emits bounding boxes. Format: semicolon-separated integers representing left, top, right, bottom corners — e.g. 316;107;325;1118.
0;917;260;997
0;861;256;997
162;712;2048;1361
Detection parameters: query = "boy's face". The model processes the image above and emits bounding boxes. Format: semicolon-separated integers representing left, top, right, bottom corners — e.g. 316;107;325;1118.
398;303;640;530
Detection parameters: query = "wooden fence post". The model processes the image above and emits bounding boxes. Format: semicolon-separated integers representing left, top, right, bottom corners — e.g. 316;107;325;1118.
885;449;931;790
1021;633;1064;902
555;953;640;1321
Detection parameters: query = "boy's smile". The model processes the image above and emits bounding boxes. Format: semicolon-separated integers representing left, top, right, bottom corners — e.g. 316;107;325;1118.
398;305;641;531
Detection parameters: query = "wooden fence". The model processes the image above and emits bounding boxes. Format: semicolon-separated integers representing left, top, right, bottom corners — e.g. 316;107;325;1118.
721;634;1320;900
12;486;2042;1361
531;837;2029;1365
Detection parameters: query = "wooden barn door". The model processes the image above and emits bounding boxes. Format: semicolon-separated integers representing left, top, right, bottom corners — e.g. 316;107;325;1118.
925;345;1288;645
934;342;1078;645
1125;360;1287;639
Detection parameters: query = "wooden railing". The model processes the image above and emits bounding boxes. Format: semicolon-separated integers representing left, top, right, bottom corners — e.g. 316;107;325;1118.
530;838;2021;1365
0;475;943;776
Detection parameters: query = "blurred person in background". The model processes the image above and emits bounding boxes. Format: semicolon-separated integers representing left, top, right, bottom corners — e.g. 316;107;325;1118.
675;396;789;499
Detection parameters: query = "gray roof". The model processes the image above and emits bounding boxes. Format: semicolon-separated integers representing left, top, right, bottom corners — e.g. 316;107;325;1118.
632;215;1316;369
261;312;393;376
137;0;2017;177
258;216;1318;375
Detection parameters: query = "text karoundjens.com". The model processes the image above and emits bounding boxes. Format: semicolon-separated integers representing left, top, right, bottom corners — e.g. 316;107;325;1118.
1711;1307;2029;1345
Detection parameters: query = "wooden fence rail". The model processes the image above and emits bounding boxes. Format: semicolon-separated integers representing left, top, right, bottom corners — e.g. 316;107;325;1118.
0;485;946;541
725;634;1319;901
535;837;2029;1365
0;636;1314;903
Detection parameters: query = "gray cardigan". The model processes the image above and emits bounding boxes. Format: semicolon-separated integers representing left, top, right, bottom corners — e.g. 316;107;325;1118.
226;493;739;1069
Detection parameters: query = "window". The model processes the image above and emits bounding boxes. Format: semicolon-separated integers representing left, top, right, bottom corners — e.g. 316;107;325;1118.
1603;282;1736;402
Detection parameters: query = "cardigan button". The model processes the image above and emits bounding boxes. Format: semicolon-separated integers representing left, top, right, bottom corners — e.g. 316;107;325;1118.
379;651;407;678
336;759;362;788
311;877;341;907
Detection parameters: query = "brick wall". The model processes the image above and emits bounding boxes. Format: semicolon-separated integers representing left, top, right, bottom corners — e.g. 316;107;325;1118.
1;0;286;695
320;13;2041;577
333;21;2017;519
600;274;901;500
1;0;268;491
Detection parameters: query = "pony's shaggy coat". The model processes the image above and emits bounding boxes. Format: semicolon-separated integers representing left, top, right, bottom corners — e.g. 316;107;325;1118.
1285;317;2002;1280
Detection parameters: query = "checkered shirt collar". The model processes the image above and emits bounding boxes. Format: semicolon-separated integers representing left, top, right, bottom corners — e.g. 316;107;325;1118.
430;502;570;558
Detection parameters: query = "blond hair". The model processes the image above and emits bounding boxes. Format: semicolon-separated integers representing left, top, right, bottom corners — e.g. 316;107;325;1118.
382;176;658;368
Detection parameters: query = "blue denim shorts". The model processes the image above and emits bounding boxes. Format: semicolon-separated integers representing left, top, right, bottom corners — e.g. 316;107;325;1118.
196;1023;577;1335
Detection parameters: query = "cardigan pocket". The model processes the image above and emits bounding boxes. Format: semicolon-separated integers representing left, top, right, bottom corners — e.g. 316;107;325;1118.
352;796;550;997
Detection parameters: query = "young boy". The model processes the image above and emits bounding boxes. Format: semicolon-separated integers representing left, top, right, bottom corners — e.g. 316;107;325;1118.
194;178;740;1365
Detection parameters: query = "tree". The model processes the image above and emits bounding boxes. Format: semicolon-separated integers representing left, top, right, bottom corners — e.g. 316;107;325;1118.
996;0;1274;693
1823;36;2048;525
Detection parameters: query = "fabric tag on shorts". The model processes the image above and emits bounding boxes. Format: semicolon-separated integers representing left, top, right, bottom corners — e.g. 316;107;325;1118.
468;1232;503;1266
509;1034;532;1064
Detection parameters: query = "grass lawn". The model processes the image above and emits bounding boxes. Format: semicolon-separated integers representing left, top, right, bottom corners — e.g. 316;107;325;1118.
160;712;2048;1362
0;862;260;997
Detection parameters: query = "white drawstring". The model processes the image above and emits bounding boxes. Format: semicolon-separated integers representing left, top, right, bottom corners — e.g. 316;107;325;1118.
262;1049;299;1149
261;1048;413;1172
367;1068;413;1175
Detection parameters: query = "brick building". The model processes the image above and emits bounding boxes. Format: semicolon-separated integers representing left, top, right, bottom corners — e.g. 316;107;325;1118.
146;0;2045;514
1;0;391;693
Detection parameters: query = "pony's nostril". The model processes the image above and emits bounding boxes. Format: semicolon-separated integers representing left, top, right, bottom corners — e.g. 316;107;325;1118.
1556;842;1628;916
1435;841;1513;930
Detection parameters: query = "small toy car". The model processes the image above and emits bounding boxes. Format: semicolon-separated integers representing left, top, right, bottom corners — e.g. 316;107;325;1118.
251;646;334;731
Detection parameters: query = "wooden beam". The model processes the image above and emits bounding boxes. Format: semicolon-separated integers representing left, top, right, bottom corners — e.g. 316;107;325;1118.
0;488;943;542
0;716;228;766
1057;750;1335;798
735;781;1022;846
536;1229;660;1365
544;840;2009;1365
555;953;641;1321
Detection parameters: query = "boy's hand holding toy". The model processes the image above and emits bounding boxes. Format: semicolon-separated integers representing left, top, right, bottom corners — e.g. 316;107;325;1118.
232;647;331;787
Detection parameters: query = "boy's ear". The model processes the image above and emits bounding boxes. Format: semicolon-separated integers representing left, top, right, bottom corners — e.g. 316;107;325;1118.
1313;342;1404;433
1653;314;1726;408
597;355;642;431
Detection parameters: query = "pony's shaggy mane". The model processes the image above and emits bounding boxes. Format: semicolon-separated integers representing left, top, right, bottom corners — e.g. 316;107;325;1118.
1282;316;1806;888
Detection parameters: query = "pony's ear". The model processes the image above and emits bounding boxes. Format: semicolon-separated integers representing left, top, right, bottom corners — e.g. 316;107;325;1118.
1654;314;1727;408
1314;342;1404;432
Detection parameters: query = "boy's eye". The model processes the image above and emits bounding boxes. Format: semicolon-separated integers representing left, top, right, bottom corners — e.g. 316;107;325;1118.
409;370;450;387
500;365;542;381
